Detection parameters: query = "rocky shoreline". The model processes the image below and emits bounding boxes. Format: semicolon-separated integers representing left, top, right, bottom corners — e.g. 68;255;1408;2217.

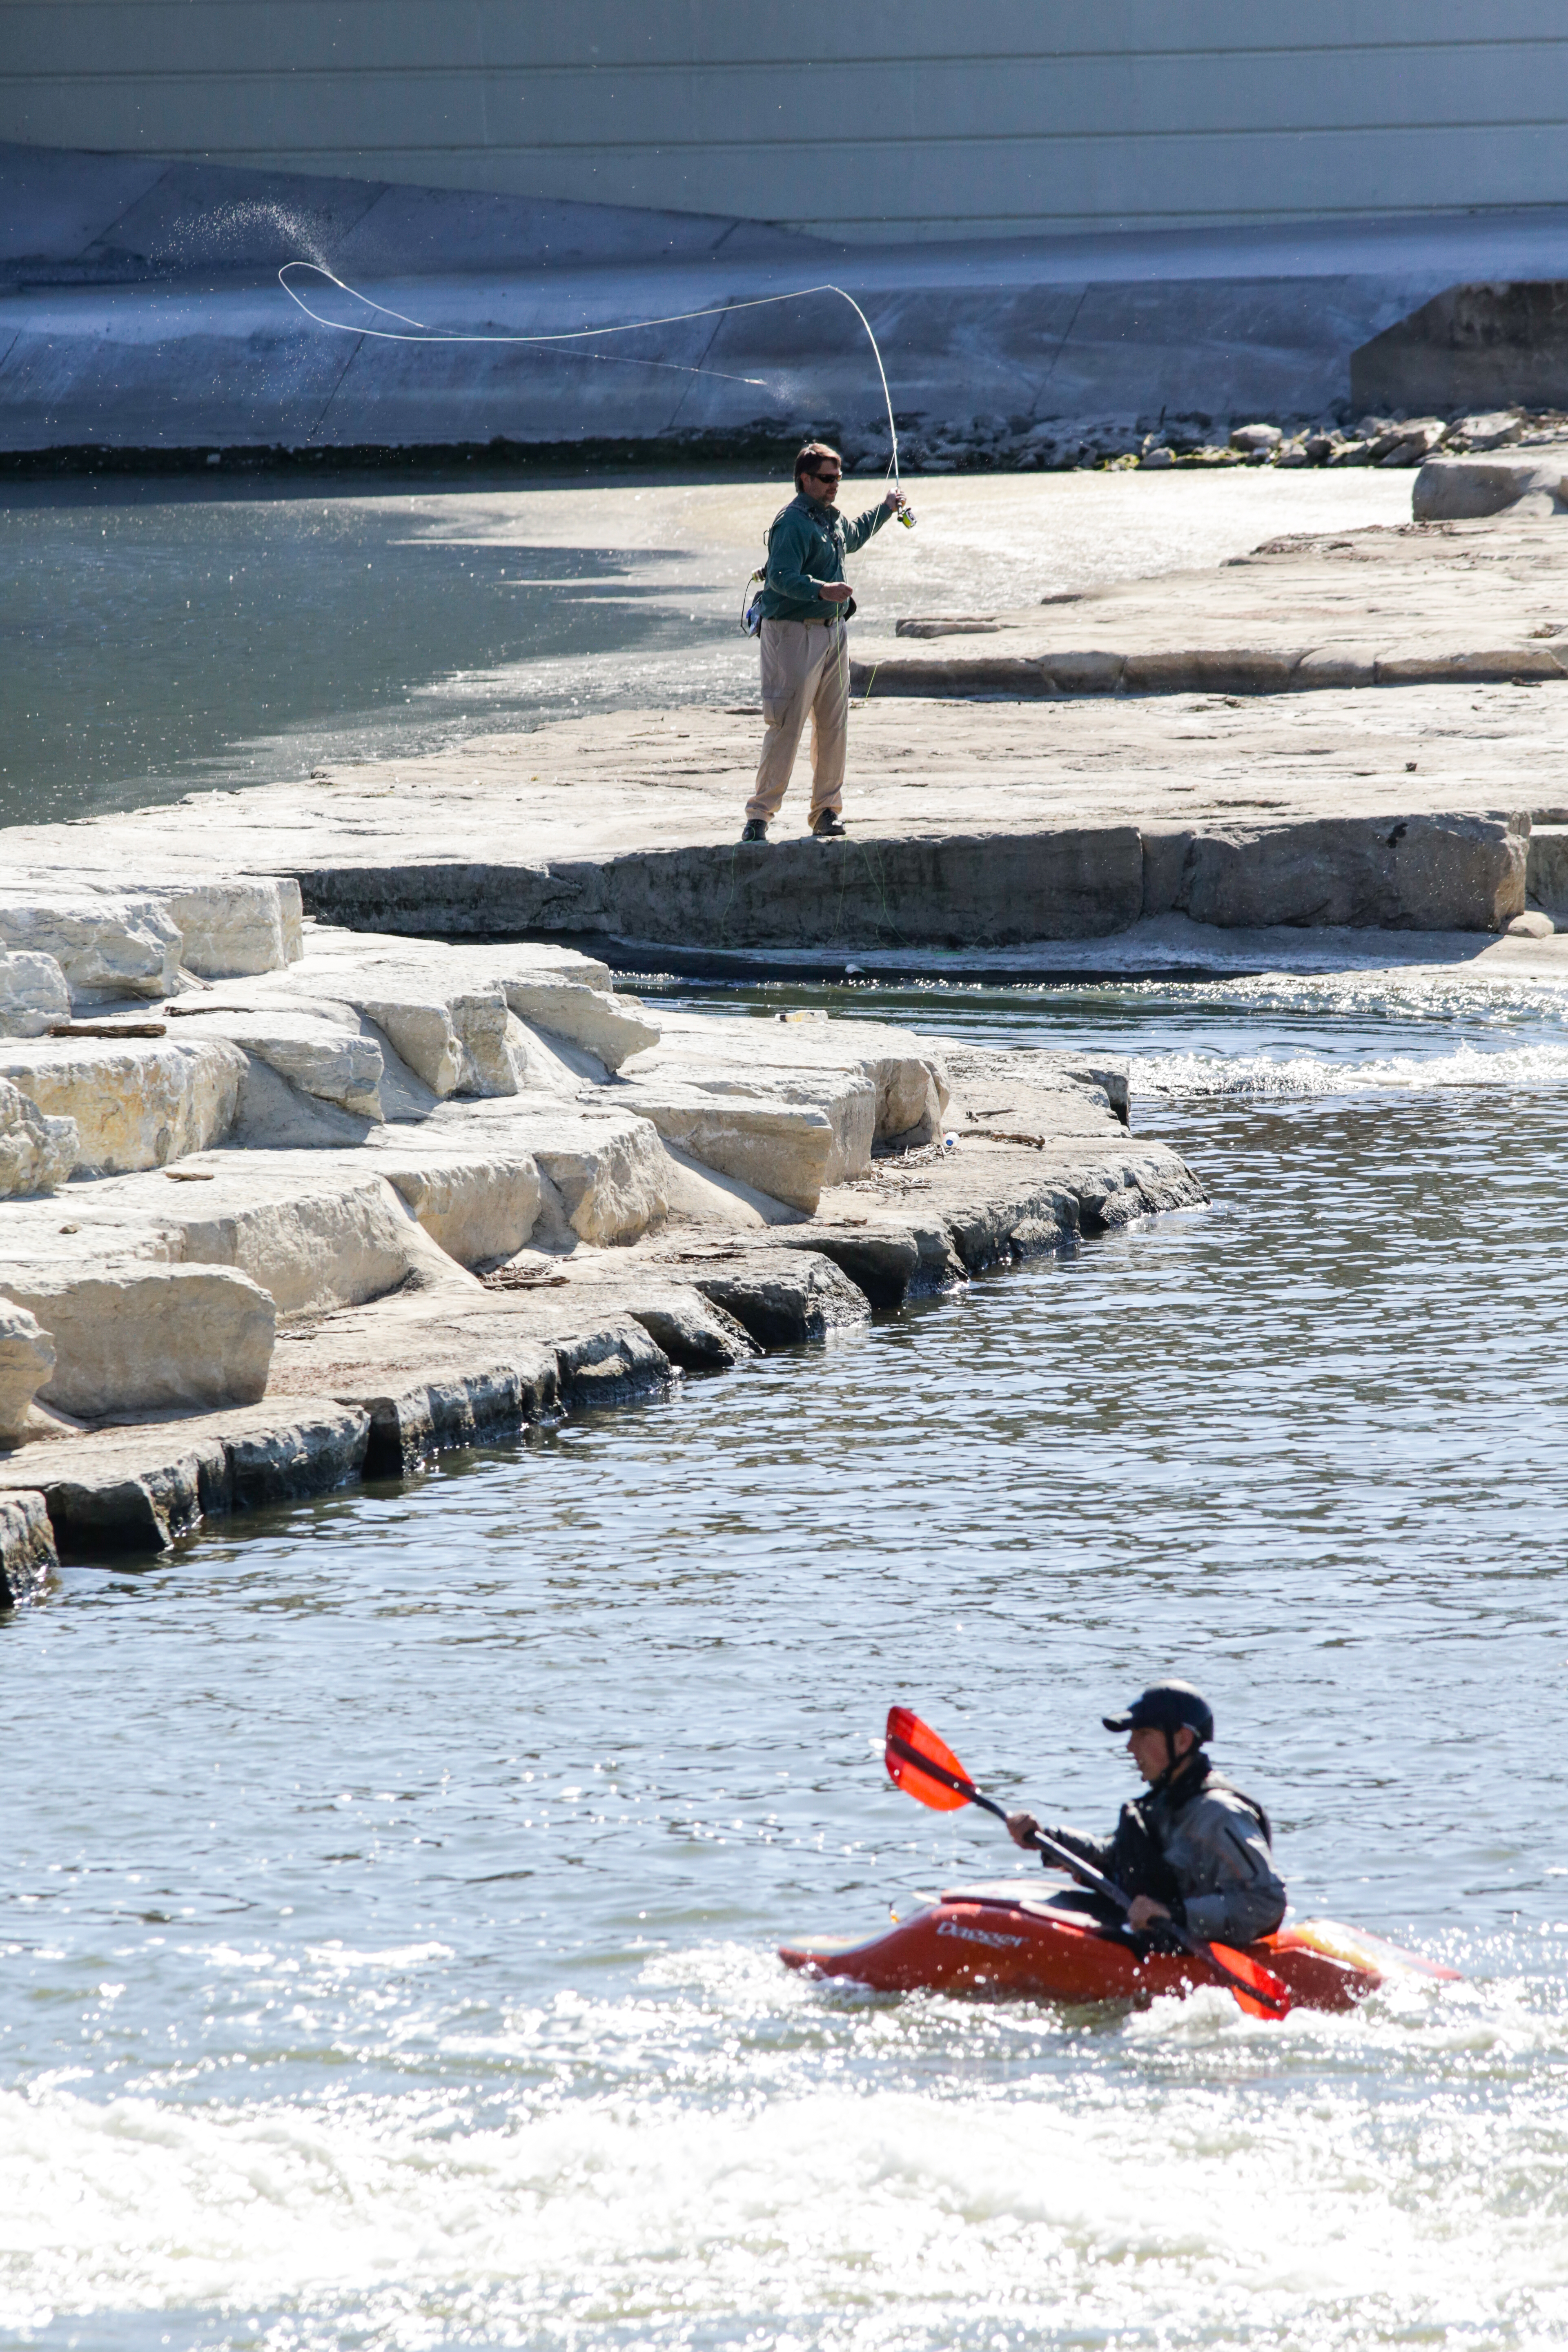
838;405;1560;479
0;880;1201;1597
13;492;1568;1597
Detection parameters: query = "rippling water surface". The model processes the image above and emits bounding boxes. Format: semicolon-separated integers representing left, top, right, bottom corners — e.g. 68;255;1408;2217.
5;972;1568;2351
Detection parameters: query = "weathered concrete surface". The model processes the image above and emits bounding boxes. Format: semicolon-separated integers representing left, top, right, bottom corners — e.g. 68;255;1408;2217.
18;145;1568;453
1353;284;1568;419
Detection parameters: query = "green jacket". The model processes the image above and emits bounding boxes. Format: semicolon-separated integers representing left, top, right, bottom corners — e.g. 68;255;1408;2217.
756;490;892;624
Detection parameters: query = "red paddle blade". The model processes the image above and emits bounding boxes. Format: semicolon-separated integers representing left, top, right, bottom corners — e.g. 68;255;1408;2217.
885;1706;975;1813
1205;1942;1293;2020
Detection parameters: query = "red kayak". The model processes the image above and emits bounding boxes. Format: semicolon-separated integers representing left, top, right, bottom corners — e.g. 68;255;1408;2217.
780;1878;1461;2013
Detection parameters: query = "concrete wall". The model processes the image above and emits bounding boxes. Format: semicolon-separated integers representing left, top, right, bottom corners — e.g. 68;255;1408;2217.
6;4;1568;243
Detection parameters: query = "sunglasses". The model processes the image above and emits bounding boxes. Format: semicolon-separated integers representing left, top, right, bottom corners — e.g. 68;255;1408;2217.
806;467;842;481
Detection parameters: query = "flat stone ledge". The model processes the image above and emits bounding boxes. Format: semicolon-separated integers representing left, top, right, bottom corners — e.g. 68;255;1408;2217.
296;829;1148;950
0;1401;379;1559
288;811;1526;949
850;642;1568;698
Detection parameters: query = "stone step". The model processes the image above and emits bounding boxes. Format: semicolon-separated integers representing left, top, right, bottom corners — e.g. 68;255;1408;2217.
0;1033;246;1175
0;1261;275;1420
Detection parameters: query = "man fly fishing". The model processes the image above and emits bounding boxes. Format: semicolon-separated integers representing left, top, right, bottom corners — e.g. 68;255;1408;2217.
740;441;906;844
1006;1680;1287;1948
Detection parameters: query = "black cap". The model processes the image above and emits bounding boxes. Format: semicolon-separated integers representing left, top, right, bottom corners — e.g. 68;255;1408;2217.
1103;1679;1214;1743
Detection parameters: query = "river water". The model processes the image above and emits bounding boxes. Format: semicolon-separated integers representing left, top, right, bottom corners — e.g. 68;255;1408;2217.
5;964;1568;2352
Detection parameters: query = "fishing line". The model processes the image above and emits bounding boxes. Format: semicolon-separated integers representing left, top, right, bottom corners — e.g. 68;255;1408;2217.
283;262;912;771
279;263;906;489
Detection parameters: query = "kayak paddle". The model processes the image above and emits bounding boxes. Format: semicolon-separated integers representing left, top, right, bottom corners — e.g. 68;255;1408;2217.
884;1704;1292;2021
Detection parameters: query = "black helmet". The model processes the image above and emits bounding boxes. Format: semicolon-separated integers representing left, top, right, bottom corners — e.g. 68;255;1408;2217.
1103;1679;1214;1744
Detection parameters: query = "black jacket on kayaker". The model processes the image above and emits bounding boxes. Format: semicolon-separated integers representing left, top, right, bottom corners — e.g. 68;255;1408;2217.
1042;1753;1287;1948
1009;1679;1288;1949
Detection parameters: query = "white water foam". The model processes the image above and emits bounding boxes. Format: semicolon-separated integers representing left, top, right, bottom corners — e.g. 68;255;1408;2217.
5;2040;1568;2352
1128;1040;1568;1100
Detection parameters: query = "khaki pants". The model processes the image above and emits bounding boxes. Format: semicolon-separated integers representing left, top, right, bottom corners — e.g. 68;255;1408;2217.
746;617;850;823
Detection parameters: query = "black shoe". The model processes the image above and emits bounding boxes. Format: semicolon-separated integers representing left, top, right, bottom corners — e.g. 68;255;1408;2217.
741;817;769;843
811;809;847;838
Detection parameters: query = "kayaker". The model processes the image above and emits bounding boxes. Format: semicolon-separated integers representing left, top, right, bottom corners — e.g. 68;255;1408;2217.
1005;1681;1287;1947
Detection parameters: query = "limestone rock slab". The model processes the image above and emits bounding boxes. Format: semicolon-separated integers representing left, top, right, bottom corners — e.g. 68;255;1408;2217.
170;1007;385;1116
356;991;465;1095
33;1437;230;1559
346;1360;554;1475
456;1105;670;1245
631;1011;951;1151
0;1075;76;1196
504;1014;595;1097
0;1263;276;1418
553;1318;672;1408
0;1036;244;1173
252;944;534;1097
497;976;658;1070
1179;814;1526;932
0;1399;371;1556
628;1294;757;1372
1528;826;1568;913
0;893;184;1000
287;929;656;1069
1412;451;1568;521
225;1405;372;1508
591;829;1146;948
927;1143;1205;1273
376;1149;543;1268
768;1222;922;1311
690;1249;873;1348
0;951;70;1038
0;1303;56;1444
619;1082;846;1215
160;878;298;977
156;1159;476;1315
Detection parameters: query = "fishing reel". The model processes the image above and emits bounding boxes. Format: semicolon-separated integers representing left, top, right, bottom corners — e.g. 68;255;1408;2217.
895;503;916;530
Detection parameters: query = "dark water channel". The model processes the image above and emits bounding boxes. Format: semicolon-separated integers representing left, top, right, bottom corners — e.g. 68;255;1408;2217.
4;972;1567;2350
